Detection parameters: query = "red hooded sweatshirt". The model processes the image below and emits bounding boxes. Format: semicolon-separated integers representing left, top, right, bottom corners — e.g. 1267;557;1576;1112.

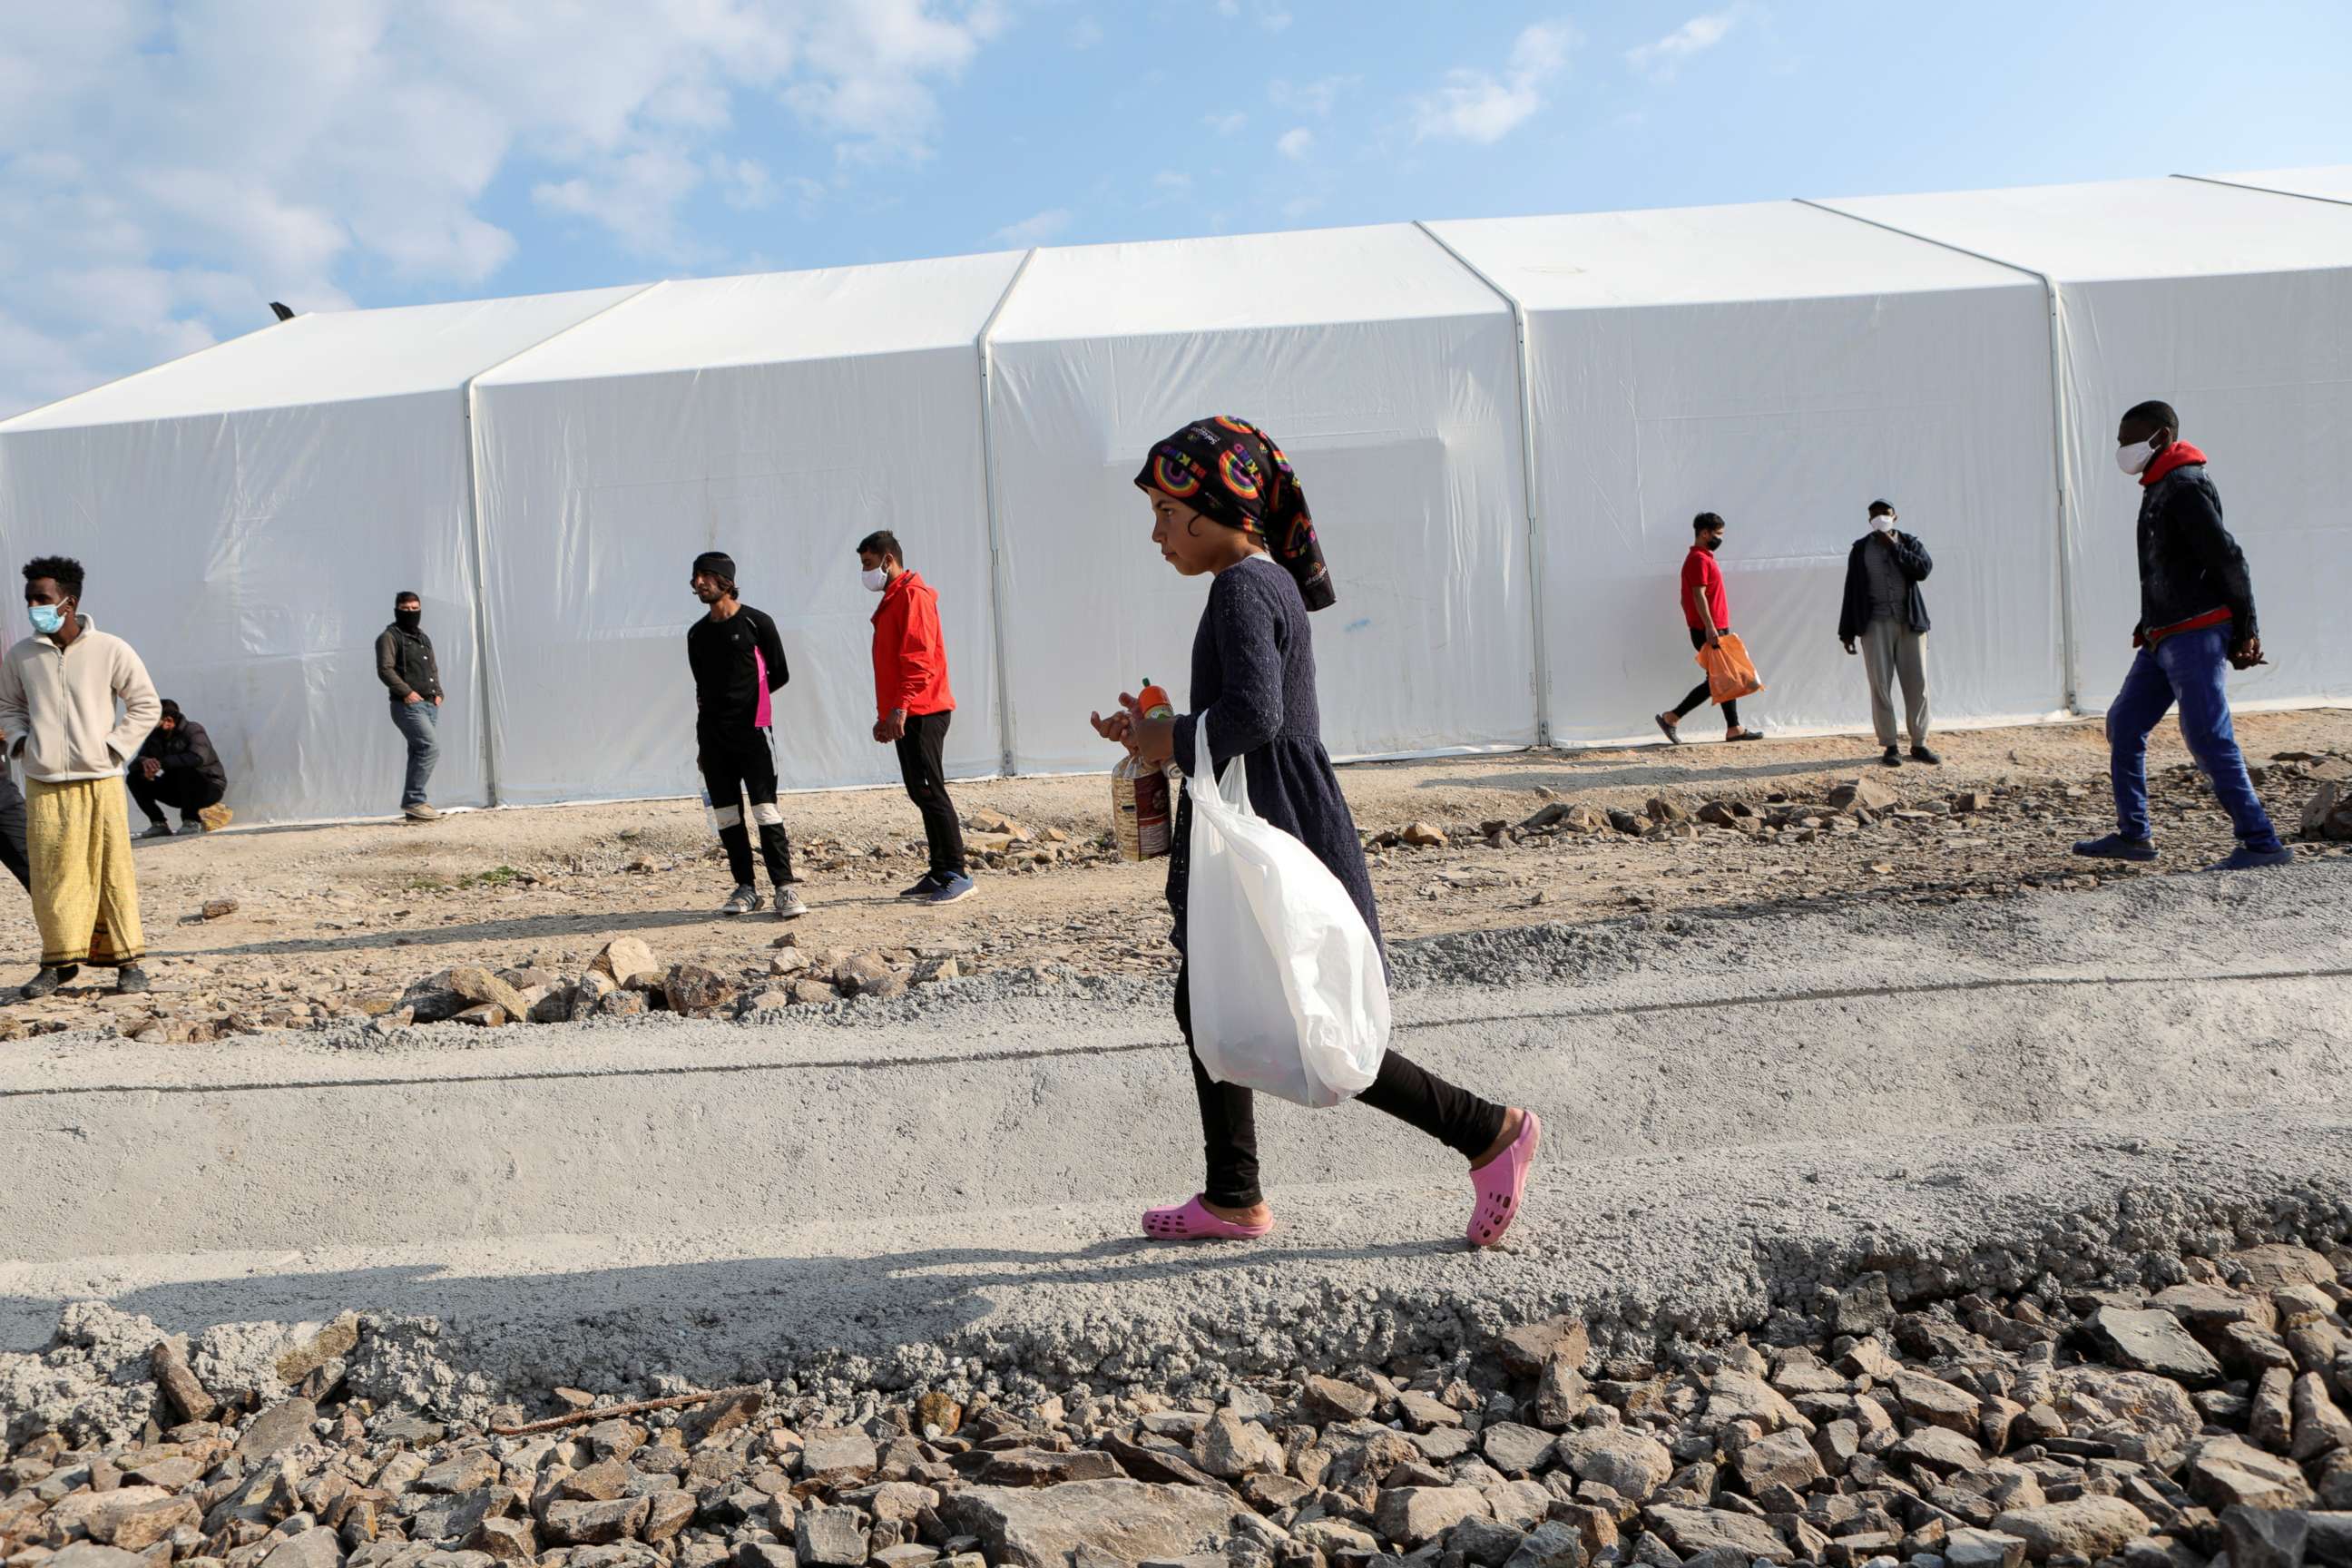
871;570;955;720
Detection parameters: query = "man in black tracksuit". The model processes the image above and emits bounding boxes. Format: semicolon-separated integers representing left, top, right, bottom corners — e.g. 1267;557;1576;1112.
130;699;231;836
688;550;803;919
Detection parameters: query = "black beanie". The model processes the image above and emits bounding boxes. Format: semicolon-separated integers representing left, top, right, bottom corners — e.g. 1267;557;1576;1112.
692;551;737;584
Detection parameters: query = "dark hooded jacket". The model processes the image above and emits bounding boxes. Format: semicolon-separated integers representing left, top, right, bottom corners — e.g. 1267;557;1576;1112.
136;711;227;792
1837;530;1933;641
2135;451;2256;642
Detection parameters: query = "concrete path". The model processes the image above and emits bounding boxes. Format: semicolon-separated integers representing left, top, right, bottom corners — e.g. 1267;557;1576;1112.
4;861;2347;1403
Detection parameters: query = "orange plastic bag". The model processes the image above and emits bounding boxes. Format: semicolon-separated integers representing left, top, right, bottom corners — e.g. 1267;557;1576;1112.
1695;632;1764;705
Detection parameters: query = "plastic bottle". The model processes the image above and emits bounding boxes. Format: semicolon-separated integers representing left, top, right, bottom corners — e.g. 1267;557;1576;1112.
1112;679;1177;862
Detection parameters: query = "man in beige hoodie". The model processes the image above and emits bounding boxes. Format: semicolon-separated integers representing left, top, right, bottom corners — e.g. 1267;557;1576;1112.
0;555;160;999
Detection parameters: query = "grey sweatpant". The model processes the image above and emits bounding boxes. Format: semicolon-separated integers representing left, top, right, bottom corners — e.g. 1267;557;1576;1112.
1862;617;1929;748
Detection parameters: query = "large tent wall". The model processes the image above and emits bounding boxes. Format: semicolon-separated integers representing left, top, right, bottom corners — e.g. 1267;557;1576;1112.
468;255;1025;806
1824;178;2352;713
983;223;1538;777
0;289;640;825
1426;203;2065;745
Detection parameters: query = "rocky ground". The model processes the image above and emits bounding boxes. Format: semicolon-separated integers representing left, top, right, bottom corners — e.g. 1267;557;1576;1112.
6;1240;2352;1568
5;712;2349;1045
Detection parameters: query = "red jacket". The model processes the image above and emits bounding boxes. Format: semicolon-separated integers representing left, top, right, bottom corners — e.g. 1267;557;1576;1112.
871;570;955;720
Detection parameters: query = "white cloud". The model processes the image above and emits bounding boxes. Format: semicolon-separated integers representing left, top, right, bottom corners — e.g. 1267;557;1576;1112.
1626;7;1744;80
1270;75;1355;119
0;0;1007;417
993;207;1071;246
1411;19;1576;145
1203;110;1248;136
1277;128;1314;161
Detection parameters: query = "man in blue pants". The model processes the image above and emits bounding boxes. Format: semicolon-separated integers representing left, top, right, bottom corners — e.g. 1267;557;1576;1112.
2074;400;2291;872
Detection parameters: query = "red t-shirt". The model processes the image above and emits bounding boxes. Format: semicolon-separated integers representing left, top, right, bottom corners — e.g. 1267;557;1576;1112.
1681;545;1728;630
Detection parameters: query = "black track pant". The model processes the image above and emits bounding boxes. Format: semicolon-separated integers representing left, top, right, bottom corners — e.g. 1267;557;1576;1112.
895;710;965;878
1671;624;1740;730
0;774;27;893
1176;965;1506;1209
699;725;796;890
128;768;224;826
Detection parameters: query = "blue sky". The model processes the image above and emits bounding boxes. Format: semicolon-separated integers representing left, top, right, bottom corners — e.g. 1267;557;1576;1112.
4;0;2348;416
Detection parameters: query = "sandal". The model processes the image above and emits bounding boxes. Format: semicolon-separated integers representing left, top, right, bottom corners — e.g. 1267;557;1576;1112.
1654;714;1681;746
1142;1195;1275;1241
1725;729;1766;742
1468;1110;1542;1249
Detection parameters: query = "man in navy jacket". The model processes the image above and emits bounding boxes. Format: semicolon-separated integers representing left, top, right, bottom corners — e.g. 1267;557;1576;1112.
2074;400;2289;872
1838;500;1937;768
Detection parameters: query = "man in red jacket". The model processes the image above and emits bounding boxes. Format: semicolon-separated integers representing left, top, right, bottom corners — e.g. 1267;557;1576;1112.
860;531;973;904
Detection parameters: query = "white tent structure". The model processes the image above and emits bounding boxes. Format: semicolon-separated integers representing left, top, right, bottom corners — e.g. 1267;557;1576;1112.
4;170;2348;826
1820;176;2352;711
985;223;1535;774
467;253;1024;806
1425;201;2064;744
0;287;644;822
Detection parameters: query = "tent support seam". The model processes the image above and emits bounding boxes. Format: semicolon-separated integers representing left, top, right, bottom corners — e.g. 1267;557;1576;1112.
1797;198;2082;715
2171;172;2352;210
975;250;1039;777
458;280;668;807
1413;220;1552;748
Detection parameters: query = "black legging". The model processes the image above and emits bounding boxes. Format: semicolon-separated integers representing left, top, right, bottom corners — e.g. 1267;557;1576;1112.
1176;965;1506;1209
698;724;796;890
1671;624;1740;730
895;710;965;878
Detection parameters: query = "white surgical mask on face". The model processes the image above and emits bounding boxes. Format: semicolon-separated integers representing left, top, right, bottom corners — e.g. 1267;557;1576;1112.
2115;438;2156;476
1871;514;1895;534
860;566;889;593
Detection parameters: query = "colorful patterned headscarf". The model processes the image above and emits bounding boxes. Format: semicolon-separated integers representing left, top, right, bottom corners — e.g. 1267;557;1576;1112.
1133;416;1334;612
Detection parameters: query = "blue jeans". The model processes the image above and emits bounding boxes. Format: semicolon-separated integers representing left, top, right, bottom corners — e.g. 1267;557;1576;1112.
390;698;440;808
2105;624;2278;850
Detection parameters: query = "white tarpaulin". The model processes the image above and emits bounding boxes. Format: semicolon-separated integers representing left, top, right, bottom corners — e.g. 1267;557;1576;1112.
985;223;1535;776
468;253;1024;806
2207;166;2352;204
1824;176;2352;712
1427;201;2064;744
0;288;643;823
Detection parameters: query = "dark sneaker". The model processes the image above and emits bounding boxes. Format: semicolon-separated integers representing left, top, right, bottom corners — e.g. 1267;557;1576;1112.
774;887;808;920
1910;744;1942;765
720;884;763;916
179;819;205;837
1881;747;1902;768
19;965;74;1001
115;965;152;995
926;873;977;905
2073;833;2159;862
139;821;176;840
898;872;946;900
2208;843;2295;871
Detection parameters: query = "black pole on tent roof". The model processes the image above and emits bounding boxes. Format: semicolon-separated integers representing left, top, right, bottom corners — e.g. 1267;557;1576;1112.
268;302;294;322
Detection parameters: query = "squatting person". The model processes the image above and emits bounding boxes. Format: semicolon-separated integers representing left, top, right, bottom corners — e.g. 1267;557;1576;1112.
131;699;232;837
0;555;159;998
377;591;444;822
1838;499;1939;767
688;550;804;919
2074;400;2291;872
859;530;973;905
1655;512;1764;745
1092;416;1540;1247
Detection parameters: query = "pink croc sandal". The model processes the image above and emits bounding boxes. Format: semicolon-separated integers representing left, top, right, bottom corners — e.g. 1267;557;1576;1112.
1142;1195;1275;1242
1467;1110;1542;1249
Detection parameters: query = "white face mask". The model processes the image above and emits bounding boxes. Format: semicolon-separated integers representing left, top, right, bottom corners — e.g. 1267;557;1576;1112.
1871;514;1895;534
860;566;889;593
2115;438;2157;476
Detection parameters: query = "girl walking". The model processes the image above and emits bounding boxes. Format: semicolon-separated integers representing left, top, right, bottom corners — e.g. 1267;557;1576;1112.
1092;417;1541;1247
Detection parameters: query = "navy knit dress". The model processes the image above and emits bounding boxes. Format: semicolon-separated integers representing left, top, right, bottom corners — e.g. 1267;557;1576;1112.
1166;555;1376;950
1160;553;1503;1210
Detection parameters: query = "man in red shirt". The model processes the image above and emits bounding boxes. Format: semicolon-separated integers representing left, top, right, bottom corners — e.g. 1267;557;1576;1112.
1656;512;1764;744
860;530;973;904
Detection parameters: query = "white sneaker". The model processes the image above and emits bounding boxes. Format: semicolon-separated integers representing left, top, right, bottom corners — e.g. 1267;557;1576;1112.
720;884;763;916
774;887;808;920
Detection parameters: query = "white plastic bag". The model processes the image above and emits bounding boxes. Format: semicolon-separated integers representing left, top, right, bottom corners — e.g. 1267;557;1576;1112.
1181;715;1389;1107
